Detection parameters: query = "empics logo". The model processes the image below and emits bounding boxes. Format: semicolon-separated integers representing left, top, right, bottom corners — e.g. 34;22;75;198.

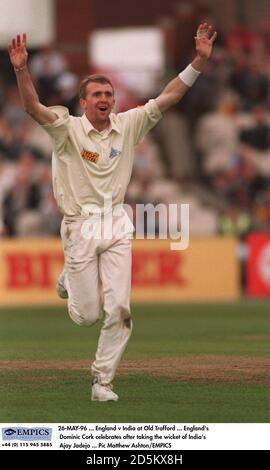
2;427;52;441
3;428;16;436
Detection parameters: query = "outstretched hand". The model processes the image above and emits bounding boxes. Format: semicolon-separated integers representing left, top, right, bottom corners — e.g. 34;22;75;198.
8;33;28;69
195;23;217;60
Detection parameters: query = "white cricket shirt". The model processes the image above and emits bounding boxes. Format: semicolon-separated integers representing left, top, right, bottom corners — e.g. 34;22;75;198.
42;99;162;216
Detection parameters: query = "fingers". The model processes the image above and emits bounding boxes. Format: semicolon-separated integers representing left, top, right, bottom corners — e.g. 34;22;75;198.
196;22;216;39
196;22;209;38
210;31;218;43
8;33;26;51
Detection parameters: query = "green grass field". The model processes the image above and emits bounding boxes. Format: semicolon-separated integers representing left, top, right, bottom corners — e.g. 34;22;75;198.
0;301;269;422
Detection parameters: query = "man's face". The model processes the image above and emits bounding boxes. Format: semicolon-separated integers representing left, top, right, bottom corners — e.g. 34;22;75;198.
80;82;115;127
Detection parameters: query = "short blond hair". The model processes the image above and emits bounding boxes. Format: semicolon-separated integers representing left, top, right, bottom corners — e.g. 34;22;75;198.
79;74;114;99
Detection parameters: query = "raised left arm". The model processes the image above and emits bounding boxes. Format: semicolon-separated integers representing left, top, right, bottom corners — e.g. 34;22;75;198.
155;23;217;113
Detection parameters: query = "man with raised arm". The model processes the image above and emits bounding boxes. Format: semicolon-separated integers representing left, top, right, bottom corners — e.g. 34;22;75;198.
8;24;216;402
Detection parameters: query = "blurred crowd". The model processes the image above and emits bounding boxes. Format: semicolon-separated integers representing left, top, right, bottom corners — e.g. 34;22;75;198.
1;8;270;238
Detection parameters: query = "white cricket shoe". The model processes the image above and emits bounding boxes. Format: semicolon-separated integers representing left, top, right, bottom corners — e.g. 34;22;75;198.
91;383;119;402
56;271;68;299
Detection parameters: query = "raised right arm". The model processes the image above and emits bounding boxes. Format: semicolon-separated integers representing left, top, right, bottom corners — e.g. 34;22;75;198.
8;34;58;125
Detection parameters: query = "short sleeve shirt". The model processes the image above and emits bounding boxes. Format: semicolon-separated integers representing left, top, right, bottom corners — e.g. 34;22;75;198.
42;99;162;215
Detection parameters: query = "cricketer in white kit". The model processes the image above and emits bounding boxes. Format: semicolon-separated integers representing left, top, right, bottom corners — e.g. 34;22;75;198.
8;24;216;401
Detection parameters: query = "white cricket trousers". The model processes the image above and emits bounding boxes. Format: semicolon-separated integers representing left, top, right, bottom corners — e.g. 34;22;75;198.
61;213;133;385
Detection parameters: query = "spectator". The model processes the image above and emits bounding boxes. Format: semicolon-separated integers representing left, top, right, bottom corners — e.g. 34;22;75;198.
3;151;41;236
29;43;68;105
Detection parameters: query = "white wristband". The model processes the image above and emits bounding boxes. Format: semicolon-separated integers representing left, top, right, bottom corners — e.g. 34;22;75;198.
178;64;201;87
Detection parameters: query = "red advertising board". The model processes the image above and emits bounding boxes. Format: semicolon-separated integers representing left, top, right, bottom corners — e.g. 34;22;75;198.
246;233;270;296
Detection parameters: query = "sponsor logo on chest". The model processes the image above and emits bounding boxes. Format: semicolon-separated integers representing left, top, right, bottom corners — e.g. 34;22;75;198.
81;148;99;163
109;147;121;159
